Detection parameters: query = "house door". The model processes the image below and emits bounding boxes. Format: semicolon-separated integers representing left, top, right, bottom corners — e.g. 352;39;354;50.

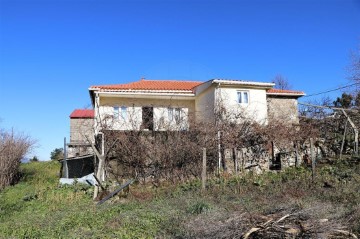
142;107;154;130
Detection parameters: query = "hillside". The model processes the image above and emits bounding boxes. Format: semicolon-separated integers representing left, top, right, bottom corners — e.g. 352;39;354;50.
0;160;359;238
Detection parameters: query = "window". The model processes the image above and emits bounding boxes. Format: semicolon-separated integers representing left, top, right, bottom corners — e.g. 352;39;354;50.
121;106;127;120
142;107;154;130
168;108;181;124
113;106;119;118
168;108;173;121
174;108;181;124
237;91;249;104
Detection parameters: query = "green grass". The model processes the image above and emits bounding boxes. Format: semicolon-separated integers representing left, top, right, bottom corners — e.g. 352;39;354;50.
0;161;174;238
1;159;360;238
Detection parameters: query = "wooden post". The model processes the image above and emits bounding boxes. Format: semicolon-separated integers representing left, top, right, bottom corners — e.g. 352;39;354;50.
233;148;238;175
217;131;221;175
340;120;348;160
63;137;68;178
310;138;316;181
240;149;245;171
97;179;135;206
271;141;275;168
295;141;299;167
271;141;275;161
341;109;358;156
355;130;359;156
202;148;207;191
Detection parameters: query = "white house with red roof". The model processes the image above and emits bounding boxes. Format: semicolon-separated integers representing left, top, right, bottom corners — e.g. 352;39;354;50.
88;78;305;133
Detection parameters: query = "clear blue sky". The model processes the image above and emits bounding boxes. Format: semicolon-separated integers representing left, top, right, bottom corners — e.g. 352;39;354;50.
0;0;359;160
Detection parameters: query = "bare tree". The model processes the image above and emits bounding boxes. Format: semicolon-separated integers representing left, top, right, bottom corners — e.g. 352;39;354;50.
0;128;36;189
349;47;360;83
272;74;292;90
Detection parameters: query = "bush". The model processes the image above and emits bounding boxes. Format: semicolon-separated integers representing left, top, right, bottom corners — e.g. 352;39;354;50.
50;148;63;161
30;156;39;162
0;128;35;189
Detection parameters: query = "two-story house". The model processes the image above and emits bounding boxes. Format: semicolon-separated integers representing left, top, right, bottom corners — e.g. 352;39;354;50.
88;78;304;133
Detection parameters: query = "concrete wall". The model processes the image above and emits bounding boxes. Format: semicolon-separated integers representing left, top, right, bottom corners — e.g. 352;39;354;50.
70;118;94;143
217;86;268;125
267;96;299;124
96;96;195;131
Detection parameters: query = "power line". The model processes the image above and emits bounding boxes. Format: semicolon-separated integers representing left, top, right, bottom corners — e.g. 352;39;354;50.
303;82;360;98
298;102;358;112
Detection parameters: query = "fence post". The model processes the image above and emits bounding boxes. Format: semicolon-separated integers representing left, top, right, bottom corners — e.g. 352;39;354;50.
310;138;316;181
63;137;68;178
340;121;348;160
233;148;238;175
217;131;221;175
295;141;299;167
202;148;207;191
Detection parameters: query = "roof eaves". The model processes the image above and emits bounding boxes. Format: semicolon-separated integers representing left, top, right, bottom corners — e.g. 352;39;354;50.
266;92;306;97
96;89;195;94
212;79;275;88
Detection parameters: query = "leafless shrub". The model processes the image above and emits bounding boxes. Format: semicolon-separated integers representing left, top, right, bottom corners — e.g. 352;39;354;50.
349;47;360;84
99;100;303;184
299;98;360;157
90;93;326;185
0;128;35;189
103;115;219;184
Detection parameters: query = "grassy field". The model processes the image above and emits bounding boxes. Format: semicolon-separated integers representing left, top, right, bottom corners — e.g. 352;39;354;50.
0;159;359;238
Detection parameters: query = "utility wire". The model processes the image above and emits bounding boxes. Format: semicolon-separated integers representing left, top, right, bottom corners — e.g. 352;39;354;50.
303;82;360;98
298;102;358;112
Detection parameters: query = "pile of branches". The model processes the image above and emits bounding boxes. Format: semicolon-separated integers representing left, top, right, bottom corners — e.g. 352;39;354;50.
0;128;35;189
185;207;358;239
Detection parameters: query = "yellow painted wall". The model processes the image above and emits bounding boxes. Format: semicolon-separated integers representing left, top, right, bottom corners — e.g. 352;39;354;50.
195;84;216;124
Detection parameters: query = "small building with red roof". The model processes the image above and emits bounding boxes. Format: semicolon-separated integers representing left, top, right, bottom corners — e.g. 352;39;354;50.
68;109;94;158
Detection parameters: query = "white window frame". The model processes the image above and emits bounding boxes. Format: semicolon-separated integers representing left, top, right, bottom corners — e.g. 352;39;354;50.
113;106;119;118
237;91;249;104
121;106;127;120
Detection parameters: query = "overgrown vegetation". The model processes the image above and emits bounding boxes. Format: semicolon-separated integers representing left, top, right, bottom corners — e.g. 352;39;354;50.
100;105;315;186
1;159;359;238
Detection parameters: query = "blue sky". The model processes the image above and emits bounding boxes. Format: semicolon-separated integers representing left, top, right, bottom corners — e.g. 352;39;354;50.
0;0;359;160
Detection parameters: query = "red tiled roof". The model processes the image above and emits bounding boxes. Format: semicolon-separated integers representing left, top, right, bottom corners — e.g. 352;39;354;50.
267;88;305;96
90;79;203;92
70;109;94;118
